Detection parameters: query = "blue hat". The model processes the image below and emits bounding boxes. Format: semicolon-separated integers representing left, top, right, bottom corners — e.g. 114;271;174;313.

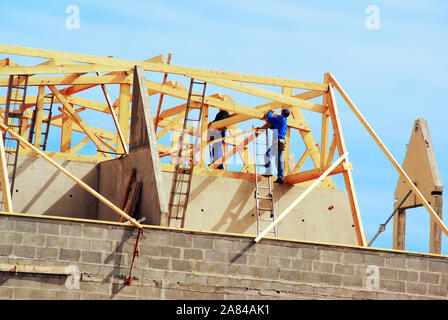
282;109;290;117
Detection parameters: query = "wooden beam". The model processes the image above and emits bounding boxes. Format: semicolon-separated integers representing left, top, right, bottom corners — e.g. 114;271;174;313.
284;161;350;184
195;76;326;113
154;52;172;131
0;64;131;75
0;122;143;229
329;72;448;240
0;44;328;91
327;80;367;246
0;74;131;87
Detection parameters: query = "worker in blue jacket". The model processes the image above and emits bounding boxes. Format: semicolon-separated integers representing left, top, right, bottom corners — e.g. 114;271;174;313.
262;109;290;184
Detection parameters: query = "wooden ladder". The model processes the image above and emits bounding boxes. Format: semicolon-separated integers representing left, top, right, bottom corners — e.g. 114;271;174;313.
253;127;277;237
2;74;29;197
28;92;54;151
167;79;207;228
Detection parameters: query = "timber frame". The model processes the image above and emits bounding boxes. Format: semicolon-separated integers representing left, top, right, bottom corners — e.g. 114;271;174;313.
0;44;446;249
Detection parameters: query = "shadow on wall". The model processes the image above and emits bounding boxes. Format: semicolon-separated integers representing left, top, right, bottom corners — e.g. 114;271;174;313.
12;155;99;220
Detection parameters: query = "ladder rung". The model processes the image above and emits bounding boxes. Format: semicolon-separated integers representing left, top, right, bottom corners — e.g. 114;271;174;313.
259;218;275;222
256;196;272;200
258;207;273;211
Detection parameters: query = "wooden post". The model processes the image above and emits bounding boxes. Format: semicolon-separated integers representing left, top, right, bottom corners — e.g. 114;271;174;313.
320;73;330;168
392;207;406;250
200;105;208;168
116;83;131;155
33;86;45;148
327;81;367;246
430;193;443;254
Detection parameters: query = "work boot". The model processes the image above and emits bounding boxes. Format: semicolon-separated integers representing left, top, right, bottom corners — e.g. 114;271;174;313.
274;178;284;184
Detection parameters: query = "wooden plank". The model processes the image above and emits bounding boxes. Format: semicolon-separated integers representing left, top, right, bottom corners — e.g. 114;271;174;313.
0;122;143;229
0;74;131;87
60;105;72;153
116;84;131;154
327;81;367;246
32;86;45;148
154;52;172;131
255;153;348;243
284;161;349;184
0;263;70;275
200;105;208;168
329;72;448;240
0;64;130;75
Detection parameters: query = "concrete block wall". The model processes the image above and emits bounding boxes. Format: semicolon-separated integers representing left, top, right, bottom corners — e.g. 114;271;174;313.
0;213;447;300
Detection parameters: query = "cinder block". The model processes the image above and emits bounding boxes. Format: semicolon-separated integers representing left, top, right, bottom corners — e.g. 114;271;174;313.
320;250;342;263
406;258;428;271
321;273;342;286
312;261;334;274
227;251;247;265
268;256;291;269
291;259;312;271
183;248;203;260
148;257;169;270
137;285;161;299
160;246;181;259
207;275;229;287
37;222;60;235
343;252;364;265
68;238;91;251
0;218;14;231
45;236;68;248
0;244;12;256
381;280;406;293
379;268;398;280
397;270;418;282
299;271;322;285
91;239;114;252
36;247;59;260
385;256;406;269
171;259;192;272
247;254;268;267
14;220;37;233
59;248;81;262
60;224;83;237
301;247;320;260
140;245;160;257
255;267;279;280
419;272;439;285
364;254;385;266
82;225;106;239
204;249;226;263
334;263;354;276
342;275;363;288
192;237;214;249
22;234;45;247
81;251;102;264
106;228;126;241
428;260;448;273
428;285;448;297
171;234;192;248
406;283;427;295
0;232;22;245
13;246;36;258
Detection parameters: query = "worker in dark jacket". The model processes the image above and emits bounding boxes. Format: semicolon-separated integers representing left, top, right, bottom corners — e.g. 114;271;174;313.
208;109;230;169
262;109;290;183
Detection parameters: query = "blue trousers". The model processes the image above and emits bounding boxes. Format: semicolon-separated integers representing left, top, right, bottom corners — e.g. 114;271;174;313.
264;139;284;180
210;129;226;169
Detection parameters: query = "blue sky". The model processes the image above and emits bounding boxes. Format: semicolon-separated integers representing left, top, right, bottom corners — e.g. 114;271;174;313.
1;0;447;254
